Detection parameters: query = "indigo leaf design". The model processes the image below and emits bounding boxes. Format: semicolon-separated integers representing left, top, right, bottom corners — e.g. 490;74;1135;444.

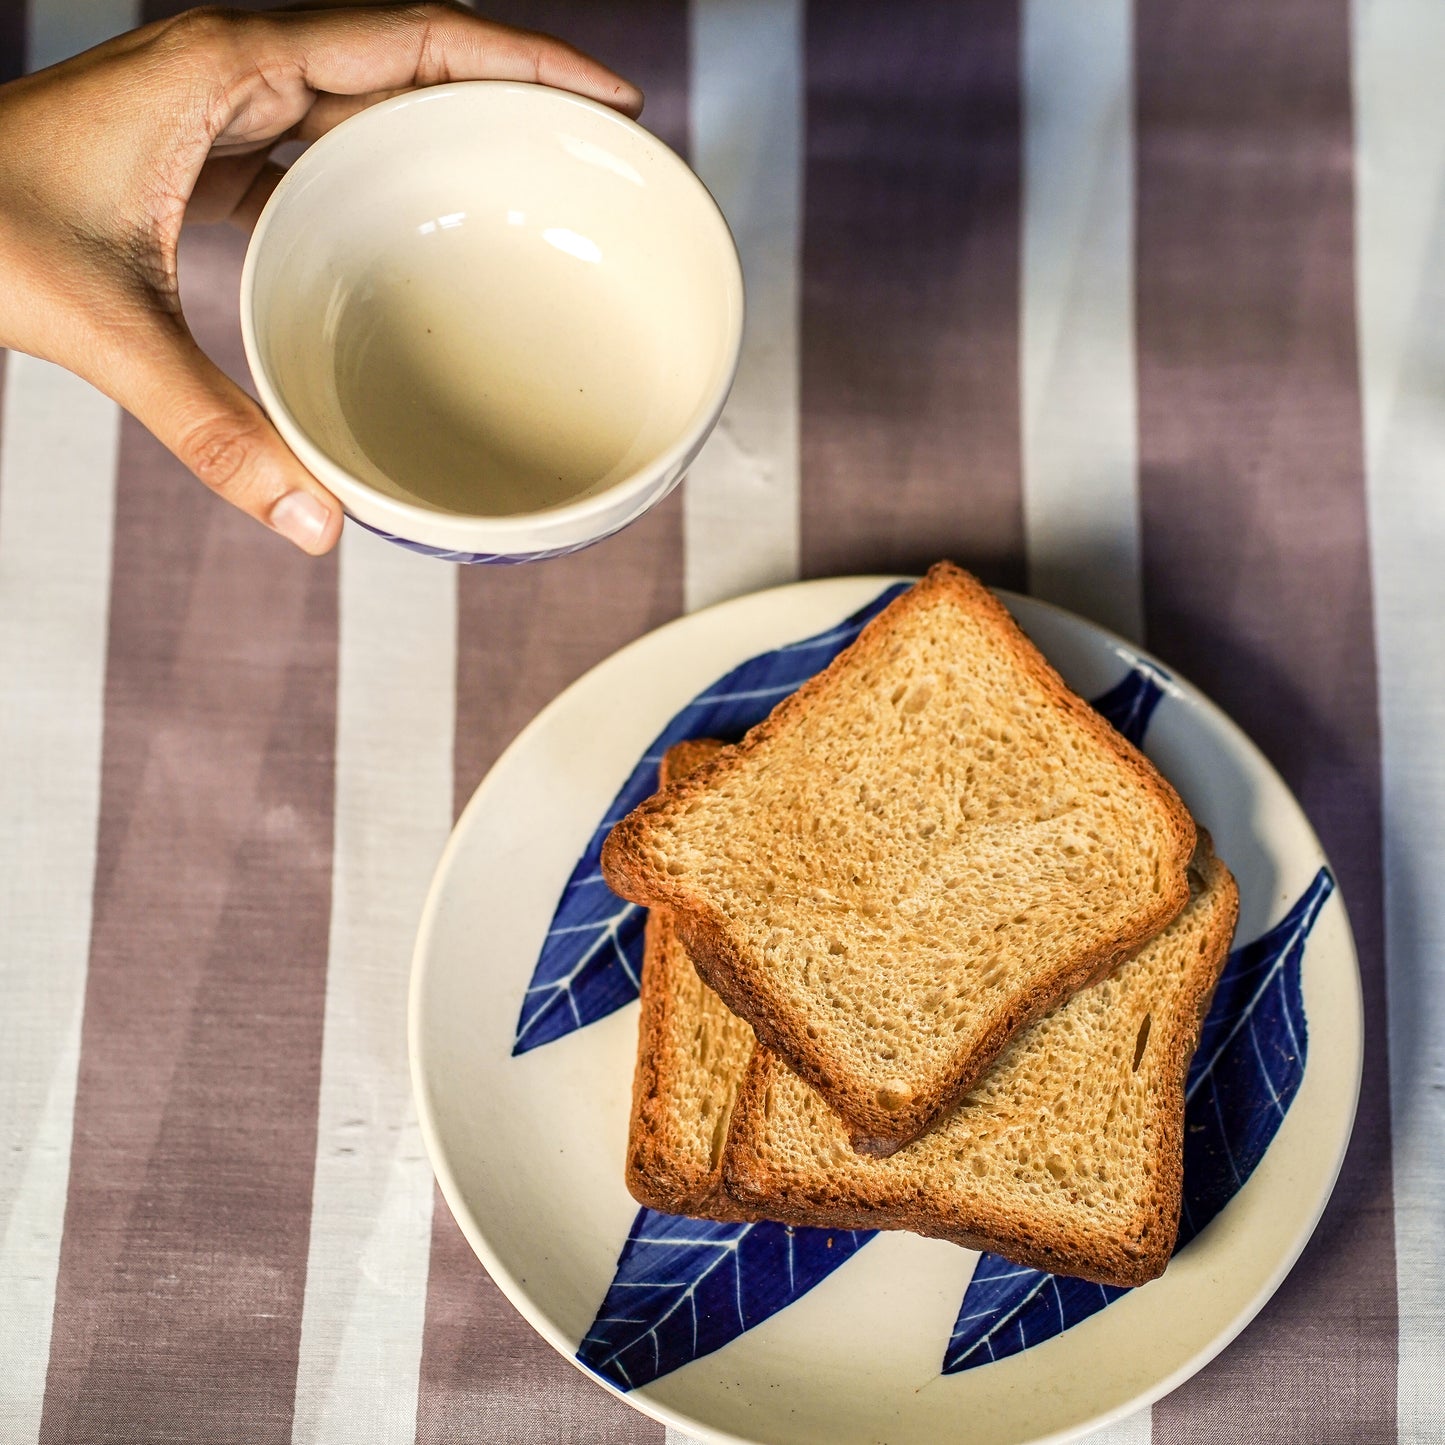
577;1209;874;1391
941;867;1335;1374
516;586;1169;1054
1179;866;1332;1237
513;585;906;1053
1090;658;1169;747
942;1257;1126;1372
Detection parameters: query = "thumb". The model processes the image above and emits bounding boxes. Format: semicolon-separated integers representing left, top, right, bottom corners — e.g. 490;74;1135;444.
113;315;343;555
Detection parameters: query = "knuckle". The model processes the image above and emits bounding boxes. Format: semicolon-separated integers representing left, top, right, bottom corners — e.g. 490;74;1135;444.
180;413;266;498
161;7;249;59
404;3;465;77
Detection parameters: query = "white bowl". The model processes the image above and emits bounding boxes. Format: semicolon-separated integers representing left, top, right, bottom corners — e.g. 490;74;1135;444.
241;82;744;562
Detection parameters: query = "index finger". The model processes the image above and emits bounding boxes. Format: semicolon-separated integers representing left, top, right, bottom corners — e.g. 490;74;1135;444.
242;3;643;116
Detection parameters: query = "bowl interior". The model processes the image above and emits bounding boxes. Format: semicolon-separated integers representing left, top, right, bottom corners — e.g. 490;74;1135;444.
249;84;739;520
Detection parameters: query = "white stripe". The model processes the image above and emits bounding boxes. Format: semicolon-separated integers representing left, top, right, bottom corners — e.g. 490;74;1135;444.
290;528;456;1444
1019;0;1143;644
665;1430;704;1445
0;359;119;1440
1352;1;1445;1435
685;0;803;613
27;0;138;70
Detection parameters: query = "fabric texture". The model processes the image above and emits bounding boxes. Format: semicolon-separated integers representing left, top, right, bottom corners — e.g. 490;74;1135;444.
2;0;1437;1441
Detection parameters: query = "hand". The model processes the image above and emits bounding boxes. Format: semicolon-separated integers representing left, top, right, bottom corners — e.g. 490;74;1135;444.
0;5;642;554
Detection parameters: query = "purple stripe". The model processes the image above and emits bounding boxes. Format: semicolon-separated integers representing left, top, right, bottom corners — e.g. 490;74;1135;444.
418;1201;667;1445
800;0;1025;588
414;8;682;1442
1134;1;1398;1438
445;501;685;823
38;226;336;1443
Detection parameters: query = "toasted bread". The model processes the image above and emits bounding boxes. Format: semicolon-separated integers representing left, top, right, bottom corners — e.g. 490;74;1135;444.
625;740;758;1219
603;563;1197;1154
721;839;1238;1285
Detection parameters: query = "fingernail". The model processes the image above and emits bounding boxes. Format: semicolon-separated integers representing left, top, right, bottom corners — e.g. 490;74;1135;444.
270;491;332;552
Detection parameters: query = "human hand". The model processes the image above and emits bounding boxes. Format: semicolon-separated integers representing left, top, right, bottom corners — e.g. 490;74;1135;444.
0;5;642;554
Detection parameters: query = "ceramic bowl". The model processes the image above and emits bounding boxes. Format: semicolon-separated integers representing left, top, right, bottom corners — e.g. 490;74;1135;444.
240;81;744;562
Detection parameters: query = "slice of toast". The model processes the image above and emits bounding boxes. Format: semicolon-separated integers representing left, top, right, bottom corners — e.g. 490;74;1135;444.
603;562;1197;1155
626;740;758;1220
721;839;1238;1286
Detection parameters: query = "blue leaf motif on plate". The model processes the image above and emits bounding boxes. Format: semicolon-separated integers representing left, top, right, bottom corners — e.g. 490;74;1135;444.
577;1209;874;1391
512;585;908;1054
941;867;1335;1374
1090;658;1169;747
943;1257;1125;1372
1179;866;1332;1237
515;585;1168;1054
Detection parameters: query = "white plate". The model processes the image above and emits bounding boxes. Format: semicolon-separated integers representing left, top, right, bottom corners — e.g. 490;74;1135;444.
409;578;1362;1445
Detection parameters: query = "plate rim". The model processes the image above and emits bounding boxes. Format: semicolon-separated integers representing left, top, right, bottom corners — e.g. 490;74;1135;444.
408;575;1364;1445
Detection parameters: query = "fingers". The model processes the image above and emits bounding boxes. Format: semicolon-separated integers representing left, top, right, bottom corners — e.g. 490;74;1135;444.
112;314;344;554
0;208;340;552
253;4;642;117
292;86;410;141
193;2;646;227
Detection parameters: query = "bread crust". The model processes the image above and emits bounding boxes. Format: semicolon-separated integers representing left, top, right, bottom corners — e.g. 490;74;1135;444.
602;562;1198;1155
718;841;1240;1287
625;741;758;1221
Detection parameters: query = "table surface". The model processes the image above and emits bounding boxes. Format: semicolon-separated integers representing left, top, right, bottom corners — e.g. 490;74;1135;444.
2;1;1440;1443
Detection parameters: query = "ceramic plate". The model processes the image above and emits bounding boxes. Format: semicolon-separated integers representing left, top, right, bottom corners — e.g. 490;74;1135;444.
409;578;1362;1445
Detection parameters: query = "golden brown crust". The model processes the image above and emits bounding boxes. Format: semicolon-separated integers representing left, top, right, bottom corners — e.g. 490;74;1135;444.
624;741;758;1222
602;562;1198;1155
717;841;1239;1288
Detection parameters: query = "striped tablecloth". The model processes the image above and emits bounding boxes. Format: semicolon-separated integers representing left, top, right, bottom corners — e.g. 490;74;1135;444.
1;1;1439;1441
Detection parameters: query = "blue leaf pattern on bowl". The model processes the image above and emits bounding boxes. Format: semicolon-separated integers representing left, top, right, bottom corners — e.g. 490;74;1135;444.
515;585;1164;1054
941;867;1334;1374
352;515;619;564
577;1209;874;1391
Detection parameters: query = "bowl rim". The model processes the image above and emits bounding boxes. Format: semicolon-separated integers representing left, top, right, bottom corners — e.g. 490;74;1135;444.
239;79;745;553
